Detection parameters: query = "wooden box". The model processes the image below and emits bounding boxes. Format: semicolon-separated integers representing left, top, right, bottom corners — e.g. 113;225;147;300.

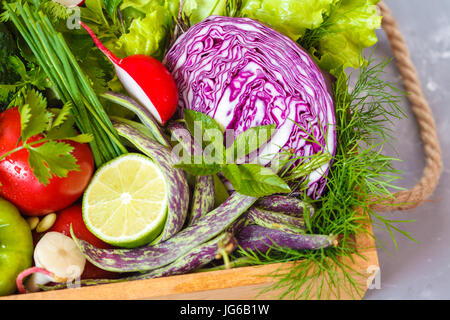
1;221;378;300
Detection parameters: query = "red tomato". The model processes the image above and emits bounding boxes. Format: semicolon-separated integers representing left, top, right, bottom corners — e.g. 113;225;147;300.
0;107;94;216
49;204;118;280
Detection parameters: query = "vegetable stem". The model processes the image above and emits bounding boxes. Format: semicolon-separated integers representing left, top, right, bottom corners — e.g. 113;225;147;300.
4;2;127;167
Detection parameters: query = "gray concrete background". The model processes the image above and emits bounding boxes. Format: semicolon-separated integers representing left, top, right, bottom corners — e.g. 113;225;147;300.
363;0;450;300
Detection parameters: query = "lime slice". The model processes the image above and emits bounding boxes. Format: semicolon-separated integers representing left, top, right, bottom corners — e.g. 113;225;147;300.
82;153;168;248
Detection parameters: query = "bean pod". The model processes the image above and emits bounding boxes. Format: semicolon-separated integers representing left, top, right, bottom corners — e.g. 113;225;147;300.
246;207;306;234
255;195;315;218
41;232;238;290
236;225;336;253
112;118;189;242
167;121;215;226
72;192;256;272
102;92;170;147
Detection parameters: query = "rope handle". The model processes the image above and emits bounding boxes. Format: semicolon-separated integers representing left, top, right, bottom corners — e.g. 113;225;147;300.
369;2;443;212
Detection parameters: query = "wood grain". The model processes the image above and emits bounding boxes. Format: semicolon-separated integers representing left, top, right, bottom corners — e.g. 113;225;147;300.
2;222;378;300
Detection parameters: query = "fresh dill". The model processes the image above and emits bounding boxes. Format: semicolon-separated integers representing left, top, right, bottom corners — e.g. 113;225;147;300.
227;54;414;300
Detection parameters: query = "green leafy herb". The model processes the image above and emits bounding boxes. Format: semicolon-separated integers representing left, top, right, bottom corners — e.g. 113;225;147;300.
183;108;224;151
27;141;79;185
104;0;123;22
227;124;276;163
222;163;291;197
3;1;127;166
176;109;290;197
18;89;50;142
0;56;51;109
0;88;93;185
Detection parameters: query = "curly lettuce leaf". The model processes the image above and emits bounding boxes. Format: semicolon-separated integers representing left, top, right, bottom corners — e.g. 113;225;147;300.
183;0;228;24
116;0;179;60
237;0;381;76
120;0;178;16
314;0;382;76
240;0;336;41
116;5;172;59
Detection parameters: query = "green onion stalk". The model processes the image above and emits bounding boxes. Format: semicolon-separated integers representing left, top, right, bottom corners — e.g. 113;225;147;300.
4;1;127;166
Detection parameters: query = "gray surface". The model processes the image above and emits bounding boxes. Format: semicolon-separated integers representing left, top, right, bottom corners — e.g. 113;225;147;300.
363;0;450;300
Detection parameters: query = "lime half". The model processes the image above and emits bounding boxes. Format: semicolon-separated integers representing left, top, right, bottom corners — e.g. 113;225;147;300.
82;153;168;248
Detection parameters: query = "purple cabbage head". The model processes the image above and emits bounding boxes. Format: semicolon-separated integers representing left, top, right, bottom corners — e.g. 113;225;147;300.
164;16;336;198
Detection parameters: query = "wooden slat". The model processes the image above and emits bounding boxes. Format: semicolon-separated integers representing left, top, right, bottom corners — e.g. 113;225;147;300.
2;221;378;300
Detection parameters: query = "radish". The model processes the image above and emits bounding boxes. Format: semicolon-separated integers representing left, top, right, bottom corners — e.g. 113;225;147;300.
16;232;86;293
52;0;85;8
79;21;179;125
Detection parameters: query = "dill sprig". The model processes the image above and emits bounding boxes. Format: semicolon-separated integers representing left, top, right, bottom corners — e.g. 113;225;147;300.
228;54;415;300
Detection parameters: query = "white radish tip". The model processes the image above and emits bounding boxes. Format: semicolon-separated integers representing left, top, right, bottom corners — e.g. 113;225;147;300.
114;66;164;124
16;267;54;294
80;21;168;125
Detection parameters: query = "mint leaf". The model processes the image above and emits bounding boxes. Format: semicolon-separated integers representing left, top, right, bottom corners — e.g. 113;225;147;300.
227;124;276;162
175;162;222;176
175;153;222;176
223;163;291;197
183;109;225;152
27;141;79;186
220;163;242;191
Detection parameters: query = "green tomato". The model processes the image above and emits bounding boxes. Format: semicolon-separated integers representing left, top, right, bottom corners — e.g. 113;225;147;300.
0;198;33;296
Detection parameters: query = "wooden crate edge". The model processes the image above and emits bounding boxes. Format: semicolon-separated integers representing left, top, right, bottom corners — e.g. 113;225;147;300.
2;222;378;300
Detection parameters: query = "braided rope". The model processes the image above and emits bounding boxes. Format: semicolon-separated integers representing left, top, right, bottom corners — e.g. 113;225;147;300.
369;2;443;212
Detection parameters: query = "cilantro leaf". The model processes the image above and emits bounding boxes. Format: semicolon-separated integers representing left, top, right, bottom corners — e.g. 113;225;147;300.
64;133;94;144
18;89;50;142
50;102;72;129
27;141;79;186
46;106;94;143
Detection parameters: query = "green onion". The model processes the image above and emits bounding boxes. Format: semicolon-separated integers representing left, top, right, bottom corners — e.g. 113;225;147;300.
4;2;127;166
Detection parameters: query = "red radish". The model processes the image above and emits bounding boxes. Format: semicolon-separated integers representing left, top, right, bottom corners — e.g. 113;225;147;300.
16;267;64;294
52;0;85;7
79;21;179;125
17;232;86;293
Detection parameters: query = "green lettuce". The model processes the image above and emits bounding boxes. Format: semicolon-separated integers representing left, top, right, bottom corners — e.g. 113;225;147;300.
117;5;172;59
116;0;178;60
110;0;381;75
238;0;381;76
313;0;382;76
182;0;228;24
240;0;336;41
